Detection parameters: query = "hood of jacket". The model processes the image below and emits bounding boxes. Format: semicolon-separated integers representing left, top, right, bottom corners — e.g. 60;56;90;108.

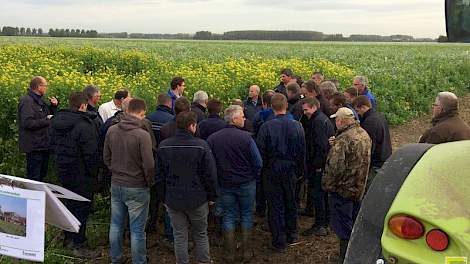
52;109;93;132
118;115;145;131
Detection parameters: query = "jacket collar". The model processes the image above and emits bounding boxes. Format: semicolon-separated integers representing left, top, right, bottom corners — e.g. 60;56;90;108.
431;109;459;126
337;122;358;136
157;105;174;115
362;108;375;120
246;97;262;106
28;89;45;105
192;102;207;113
175;128;195;138
208;114;222;119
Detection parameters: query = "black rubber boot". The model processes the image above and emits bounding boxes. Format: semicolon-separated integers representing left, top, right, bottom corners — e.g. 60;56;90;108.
241;229;255;263
223;231;236;263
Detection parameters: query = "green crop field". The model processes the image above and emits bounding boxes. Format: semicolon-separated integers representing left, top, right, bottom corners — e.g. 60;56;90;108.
0;219;26;237
0;36;469;263
0;36;469;176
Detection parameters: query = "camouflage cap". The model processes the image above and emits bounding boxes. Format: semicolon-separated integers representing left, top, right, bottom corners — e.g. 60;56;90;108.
330;107;355;119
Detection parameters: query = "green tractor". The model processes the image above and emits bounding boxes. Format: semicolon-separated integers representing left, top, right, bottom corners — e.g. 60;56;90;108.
346;141;470;263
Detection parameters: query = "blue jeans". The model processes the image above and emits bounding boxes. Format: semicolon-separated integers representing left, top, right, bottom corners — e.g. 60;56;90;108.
109;185;150;264
220;181;256;232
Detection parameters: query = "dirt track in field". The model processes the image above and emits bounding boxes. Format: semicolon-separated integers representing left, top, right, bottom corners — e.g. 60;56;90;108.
102;95;470;264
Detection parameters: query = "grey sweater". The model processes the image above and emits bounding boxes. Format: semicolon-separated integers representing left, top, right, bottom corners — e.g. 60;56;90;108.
104;115;155;188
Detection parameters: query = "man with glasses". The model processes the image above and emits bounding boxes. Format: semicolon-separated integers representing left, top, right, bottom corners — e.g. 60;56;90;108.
419;91;470;144
17;76;58;181
352;76;377;110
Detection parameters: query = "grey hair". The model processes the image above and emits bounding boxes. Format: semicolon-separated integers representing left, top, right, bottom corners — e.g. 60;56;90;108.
250;85;261;94
354;76;368;87
193;90;209;103
224;105;243;123
437;91;458;112
83;85;100;100
319;81;338;99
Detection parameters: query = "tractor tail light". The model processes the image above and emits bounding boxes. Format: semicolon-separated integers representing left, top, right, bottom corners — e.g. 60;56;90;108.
426;229;449;251
389;215;424;239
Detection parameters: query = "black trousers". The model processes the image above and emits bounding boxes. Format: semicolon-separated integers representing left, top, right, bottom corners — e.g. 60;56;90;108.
264;174;298;249
26;150;49;181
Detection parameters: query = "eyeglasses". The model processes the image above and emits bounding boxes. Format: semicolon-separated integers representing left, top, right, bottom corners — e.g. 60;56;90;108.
432;103;441;107
39;84;48;87
353;83;361;86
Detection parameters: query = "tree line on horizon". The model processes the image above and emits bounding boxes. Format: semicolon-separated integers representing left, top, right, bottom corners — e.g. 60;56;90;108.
1;26;444;42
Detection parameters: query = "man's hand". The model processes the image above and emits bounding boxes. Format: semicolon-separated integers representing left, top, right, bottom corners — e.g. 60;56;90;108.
328;136;336;146
49;96;58;106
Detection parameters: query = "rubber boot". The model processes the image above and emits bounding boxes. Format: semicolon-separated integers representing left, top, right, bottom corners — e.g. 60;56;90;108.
338;239;348;264
223;231;236;263
241;229;254;263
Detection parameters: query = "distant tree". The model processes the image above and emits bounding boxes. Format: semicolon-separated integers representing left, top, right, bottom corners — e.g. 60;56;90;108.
20;27;25;35
32;28;37;35
437;35;448;42
71;29;76;36
59;29;65;37
65;29;71;37
26;28;32;36
38;28;43;36
80;29;86;36
194;31;213;40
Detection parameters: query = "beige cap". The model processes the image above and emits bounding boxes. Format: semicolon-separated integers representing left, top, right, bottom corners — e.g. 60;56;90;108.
330;107;355;119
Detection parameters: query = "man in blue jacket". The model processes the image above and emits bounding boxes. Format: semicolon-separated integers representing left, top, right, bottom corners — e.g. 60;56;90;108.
147;93;175;144
156;111;217;264
17;76;58;181
168;77;185;111
256;93;306;252
207;105;262;263
353;76;377;110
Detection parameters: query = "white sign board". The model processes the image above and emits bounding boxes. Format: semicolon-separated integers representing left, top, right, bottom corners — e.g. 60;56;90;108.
0;185;45;262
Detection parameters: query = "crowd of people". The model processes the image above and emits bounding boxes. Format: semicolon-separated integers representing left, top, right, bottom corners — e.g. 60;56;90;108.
16;71;470;264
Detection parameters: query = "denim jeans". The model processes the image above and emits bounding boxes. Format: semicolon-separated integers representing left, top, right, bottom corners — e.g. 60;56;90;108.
109;185;150;264
220;181;256;232
26;150;49;181
167;203;210;264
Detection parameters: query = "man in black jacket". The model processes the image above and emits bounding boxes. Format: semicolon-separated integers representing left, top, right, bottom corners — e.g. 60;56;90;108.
17;76;58;181
50;92;99;257
352;95;392;189
160;97;191;141
83;85;103;133
256;93;306;252
191;90;208;123
243;85;263;122
299;98;335;237
286;82;303;120
198;99;226;140
156;111;217;264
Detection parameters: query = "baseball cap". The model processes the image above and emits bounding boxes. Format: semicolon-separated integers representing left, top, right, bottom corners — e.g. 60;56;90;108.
330;107;355;119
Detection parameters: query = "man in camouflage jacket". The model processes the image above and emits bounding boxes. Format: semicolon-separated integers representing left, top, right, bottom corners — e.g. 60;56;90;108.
322;107;371;263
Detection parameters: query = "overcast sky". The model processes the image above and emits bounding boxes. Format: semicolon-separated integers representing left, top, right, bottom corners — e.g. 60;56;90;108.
0;0;446;38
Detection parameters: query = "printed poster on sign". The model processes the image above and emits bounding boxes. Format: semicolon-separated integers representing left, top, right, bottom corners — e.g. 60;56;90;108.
0;185;45;262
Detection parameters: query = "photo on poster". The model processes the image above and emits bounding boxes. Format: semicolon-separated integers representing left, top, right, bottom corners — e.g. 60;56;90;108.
0;193;27;237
